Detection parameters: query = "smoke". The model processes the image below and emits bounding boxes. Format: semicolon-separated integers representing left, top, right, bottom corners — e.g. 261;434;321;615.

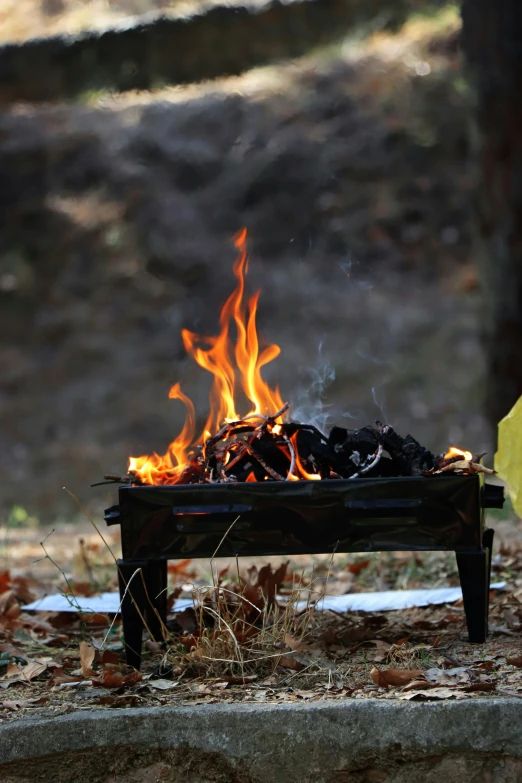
290;341;336;433
338;254;374;292
371;378;390;423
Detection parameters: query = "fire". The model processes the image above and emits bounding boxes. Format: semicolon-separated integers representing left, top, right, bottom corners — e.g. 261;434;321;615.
444;446;473;462
129;229;289;484
127;230;477;486
180;228;284;441
128;383;195;485
290;432;321;480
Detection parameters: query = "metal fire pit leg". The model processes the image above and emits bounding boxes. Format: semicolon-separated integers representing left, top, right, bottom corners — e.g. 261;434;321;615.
117;558;148;670
455;531;494;643
143;559;168;643
483;528;495;627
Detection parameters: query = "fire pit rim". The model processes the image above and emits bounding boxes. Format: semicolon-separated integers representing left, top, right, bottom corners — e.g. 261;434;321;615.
118;473;481;494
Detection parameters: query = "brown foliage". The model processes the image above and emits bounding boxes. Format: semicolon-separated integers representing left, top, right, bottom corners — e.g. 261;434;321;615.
370;667;424;688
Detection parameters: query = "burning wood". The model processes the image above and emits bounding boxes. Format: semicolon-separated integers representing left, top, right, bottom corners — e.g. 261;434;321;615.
105;419;491;486
104;229;494;487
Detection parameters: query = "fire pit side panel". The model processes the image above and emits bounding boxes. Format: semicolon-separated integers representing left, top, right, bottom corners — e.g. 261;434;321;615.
115;475;484;560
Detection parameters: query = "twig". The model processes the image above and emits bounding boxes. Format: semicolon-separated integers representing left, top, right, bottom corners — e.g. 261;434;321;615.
497;688;522;700
39;530;83;614
242;413;269;423
359;444;383;475
204;422;236;458
267;402;290;422
63;488;118;565
79;537;96;587
439;650;466;668
245;444;286;481
349;444;383;479
100;566;142;650
210;515;241;588
92;473;140;486
63;486;157;662
222;444;248;475
283;434;296;480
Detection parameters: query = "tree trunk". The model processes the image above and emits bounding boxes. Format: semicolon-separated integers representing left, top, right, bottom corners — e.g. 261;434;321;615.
461;1;522;433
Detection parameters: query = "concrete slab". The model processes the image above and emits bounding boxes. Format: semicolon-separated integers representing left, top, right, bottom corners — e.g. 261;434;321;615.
1;699;522;782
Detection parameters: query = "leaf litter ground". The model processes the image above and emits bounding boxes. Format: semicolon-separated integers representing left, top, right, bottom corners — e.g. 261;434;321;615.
1;517;522;724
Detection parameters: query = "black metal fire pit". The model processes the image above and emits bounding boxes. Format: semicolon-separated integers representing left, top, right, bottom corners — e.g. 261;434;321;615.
105;474;504;669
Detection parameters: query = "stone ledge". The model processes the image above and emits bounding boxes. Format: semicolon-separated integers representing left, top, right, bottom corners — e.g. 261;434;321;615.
1;699;522;782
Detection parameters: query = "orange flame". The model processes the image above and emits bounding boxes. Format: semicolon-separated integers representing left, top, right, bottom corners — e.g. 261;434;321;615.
181;228;284;441
289;432;321;480
129;229;285;484
128;383;195;485
444;446;473;462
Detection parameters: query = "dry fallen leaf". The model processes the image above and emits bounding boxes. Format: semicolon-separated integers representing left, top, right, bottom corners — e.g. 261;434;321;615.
284;633;309;652
401;679;436;692
438;460;495;475
0;590;20;618
79;641;97;678
506;655;522;668
462;682;496;693
346;560;370;575
399;687;469;701
425;667;470;686
0;571;10;593
20;661;49;682
1;660;49;684
1;697;49;711
277;654;306;672
147;679;179;691
370;667;424;688
219;675;258;684
96;694;142;708
366;640;393;663
91;670;142;689
48;668;80;686
294;690;319;700
100;649;120;666
5;663;22;679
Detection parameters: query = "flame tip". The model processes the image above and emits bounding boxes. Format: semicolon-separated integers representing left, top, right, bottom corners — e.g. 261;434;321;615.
130;227;286;485
444;446;473;462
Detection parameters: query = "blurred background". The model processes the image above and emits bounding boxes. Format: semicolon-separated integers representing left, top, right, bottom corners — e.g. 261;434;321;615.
0;0;500;522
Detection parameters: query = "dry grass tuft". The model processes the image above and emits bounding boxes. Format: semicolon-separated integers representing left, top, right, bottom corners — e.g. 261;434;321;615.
164;566;328;680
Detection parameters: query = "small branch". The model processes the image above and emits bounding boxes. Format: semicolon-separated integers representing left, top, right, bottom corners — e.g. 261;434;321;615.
349;444;383;479
283;434;296;480
268;402;290;422
245;444;286;481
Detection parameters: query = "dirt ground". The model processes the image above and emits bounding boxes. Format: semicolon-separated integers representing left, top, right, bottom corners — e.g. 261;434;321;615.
1;507;522;724
0;8;491;523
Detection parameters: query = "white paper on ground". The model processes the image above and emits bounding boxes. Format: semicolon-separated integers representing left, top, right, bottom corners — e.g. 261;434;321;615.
296;582;506;613
22;593;193;614
23;583;505;615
